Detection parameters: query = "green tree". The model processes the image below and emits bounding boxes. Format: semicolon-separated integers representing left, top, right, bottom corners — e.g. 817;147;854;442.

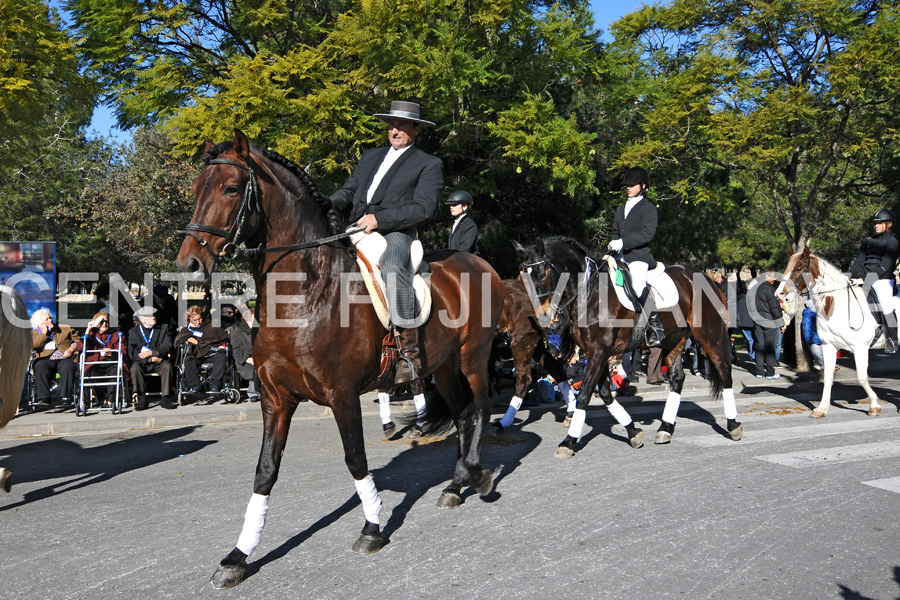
0;0;95;171
612;0;900;259
68;0;616;270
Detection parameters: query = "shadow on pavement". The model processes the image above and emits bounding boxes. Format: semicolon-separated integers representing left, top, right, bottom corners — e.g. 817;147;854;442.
246;427;541;580
0;426;215;511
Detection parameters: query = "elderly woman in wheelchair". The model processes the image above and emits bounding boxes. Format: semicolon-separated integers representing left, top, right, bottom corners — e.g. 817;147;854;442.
175;305;229;399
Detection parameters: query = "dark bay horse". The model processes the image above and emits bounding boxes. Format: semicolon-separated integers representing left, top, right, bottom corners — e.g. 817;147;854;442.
491;278;571;433
520;237;742;457
0;286;31;492
177;131;504;588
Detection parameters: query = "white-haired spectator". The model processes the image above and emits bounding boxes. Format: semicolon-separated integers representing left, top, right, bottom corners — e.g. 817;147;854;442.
30;308;79;408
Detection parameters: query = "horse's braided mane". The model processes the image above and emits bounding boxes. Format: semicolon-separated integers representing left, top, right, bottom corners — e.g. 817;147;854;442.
203;142;342;236
544;235;601;263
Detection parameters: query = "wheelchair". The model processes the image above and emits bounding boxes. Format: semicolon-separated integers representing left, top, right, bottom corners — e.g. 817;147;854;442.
24;352;81;412
175;341;241;404
76;343;130;417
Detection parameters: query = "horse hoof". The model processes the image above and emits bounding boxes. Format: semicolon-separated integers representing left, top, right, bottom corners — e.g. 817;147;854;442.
474;468;495;496
0;468;10;493
629;430;645;449
210;563;247;589
728;423;744;441
382;421;396;439
655;431;672;444
810;410;826;419
869;406;882;416
436;492;463;509
406;425;424;439
351;532;385;554
489;421;504;435
554;445;575;459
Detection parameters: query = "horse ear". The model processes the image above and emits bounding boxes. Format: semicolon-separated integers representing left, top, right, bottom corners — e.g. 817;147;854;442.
802;246;811;258
535;238;545;256
233;129;251;160
512;240;528;257
202;141;214;155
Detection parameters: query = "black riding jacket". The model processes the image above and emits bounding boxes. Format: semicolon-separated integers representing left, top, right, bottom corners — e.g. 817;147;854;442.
849;230;900;280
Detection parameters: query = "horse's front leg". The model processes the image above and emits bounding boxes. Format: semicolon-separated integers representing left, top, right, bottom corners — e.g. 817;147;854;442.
853;350;881;416
811;345;839;418
656;339;688;444
330;390;386;553
555;352;643;459
211;392;300;589
0;467;10;493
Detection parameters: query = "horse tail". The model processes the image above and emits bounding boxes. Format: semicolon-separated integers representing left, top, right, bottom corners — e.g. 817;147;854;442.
0;286;31;429
705;326;730;401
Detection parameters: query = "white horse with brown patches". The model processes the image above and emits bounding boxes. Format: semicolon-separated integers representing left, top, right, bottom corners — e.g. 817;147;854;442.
781;247;886;418
0;286;32;491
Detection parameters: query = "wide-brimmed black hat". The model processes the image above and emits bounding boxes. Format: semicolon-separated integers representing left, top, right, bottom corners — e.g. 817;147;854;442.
373;101;435;127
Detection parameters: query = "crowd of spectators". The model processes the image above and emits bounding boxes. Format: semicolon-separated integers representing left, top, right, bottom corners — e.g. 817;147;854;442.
21;284;259;414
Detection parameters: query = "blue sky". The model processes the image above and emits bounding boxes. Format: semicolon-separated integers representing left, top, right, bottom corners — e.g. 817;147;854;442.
87;0;646;143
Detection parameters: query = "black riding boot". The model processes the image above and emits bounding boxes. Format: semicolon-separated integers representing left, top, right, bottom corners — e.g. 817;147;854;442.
887;325;898;354
639;289;664;348
395;327;423;384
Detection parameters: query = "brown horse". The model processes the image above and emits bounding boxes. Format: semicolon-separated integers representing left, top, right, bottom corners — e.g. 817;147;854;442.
490;279;571;433
520;237;742;457
177;131;504;588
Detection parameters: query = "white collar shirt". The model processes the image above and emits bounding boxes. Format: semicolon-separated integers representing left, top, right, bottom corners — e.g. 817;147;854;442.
367;144;413;203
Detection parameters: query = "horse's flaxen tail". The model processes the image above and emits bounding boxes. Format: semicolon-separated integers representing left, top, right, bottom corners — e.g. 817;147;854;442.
0;286;30;430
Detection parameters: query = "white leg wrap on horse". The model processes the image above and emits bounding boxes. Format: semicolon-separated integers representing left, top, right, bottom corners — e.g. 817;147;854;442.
723;388;738;420
558;381;574;405
499;395;524;428
607;400;633;427
378;392;392;424
567;408;587;439
235;493;269;557
661;391;681;424
413;392;427;426
355;474;382;526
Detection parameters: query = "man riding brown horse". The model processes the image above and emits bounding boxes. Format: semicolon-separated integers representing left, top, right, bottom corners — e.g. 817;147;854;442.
329;100;443;384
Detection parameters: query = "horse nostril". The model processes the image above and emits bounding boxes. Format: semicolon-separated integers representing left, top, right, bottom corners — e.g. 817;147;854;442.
181;257;202;275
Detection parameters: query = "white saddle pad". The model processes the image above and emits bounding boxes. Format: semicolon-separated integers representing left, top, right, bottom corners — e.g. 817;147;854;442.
603;255;679;311
349;230;432;330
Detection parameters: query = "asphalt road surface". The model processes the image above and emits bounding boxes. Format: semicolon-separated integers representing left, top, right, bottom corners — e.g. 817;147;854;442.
3;372;900;599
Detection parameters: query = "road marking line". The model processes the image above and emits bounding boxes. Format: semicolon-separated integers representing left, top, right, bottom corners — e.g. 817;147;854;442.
681;416;900;448
756;441;900;468
862;476;900;494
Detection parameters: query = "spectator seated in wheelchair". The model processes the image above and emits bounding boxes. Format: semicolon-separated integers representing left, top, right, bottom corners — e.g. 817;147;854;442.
175;305;229;398
82;311;127;406
221;303;260;401
30;308;79;408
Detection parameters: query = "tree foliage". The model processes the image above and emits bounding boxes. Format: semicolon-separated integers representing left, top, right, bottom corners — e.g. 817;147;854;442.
0;0;94;172
612;0;900;263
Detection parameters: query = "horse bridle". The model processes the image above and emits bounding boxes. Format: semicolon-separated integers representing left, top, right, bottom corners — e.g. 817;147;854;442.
177;157;263;261
178;157;363;262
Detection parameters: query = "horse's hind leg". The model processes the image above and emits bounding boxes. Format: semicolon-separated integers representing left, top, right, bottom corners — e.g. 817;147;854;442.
853;351;881;416
812;345;839;418
694;322;742;440
210;391;299;589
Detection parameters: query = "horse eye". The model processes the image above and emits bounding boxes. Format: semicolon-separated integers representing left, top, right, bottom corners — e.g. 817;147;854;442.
224;185;240;195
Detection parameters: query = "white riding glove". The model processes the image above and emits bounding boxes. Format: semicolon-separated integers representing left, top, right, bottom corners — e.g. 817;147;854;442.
608;239;623;252
850;278;864;286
